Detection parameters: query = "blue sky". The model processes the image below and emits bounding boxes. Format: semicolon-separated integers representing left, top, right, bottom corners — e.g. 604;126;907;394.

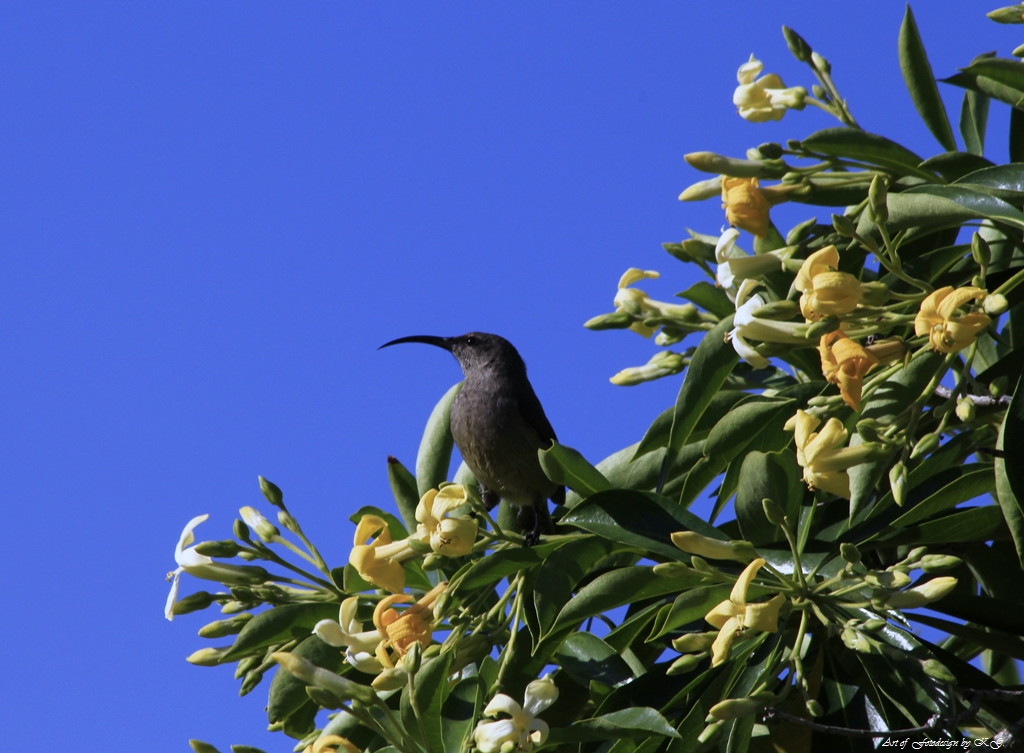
0;2;1015;750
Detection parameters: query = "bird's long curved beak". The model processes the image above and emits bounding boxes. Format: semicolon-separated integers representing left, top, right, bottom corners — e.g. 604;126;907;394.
378;335;452;351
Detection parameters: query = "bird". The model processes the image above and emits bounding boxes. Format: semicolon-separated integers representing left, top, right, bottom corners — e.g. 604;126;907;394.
379;332;563;545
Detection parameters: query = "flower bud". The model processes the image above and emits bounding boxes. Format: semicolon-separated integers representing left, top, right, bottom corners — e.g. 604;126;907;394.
274;652;378;704
372;666;409;691
240;670;263;696
221;600;248;614
812;84;826;99
831;213;858;238
233;519;251;542
234;655;260;679
971;233;991;267
199;613;253;638
762;498;787;526
422;553;445;571
432;592;451;621
684;152;774;178
239;506;279;542
187;647;232;666
689;555;714;574
305;686;345;709
782;26;812;62
1015;41;1024;57
258;476;285;509
955;396;976;423
752;300;800;321
653;562;693;578
840;542;861;564
672;632;718;653
698;721;724;744
868;175;889;224
922;659;957;684
919;554;962;573
866;569;910;589
856;420;881;444
189;741;222;753
671;531;756;562
708;696;771;721
193;540;241;558
864;336;906;364
841;627;873;653
884;577;958;609
811;52;830;73
988;6;1024;23
667;653;704;675
584;312;635;331
990;376;1010;397
403;640;422;674
277;510;300;535
862;618;887;631
679;176;724;202
889;462;908;507
984;293;1008;316
804;316;841;340
910;433;940;460
859;281;891;306
806;699;823;717
172;590;216;616
758;142;785;160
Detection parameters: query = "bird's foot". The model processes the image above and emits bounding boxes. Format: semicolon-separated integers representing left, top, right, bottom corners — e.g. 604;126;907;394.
482;488;501;512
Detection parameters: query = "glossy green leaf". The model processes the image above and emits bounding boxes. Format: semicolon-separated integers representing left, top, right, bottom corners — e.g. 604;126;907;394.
677;281;734;318
961;58;1024;95
918;151;994;182
267;635;343;724
667;315;738;456
546;707;680;744
561;489;726;561
866;505;1007;548
604;602;664;653
959;87;990;157
899;6;956;152
555;632;634;687
930;591;1024;635
909;613;1024;661
441;677;483;753
448;547;543;596
883;467;995;529
942;70;1024;110
735;451;790;546
905;184;1024;227
635;391;748;460
539;441;612;498
800;128;933;180
648;586;730;640
533;537;614;635
223;603;339;662
416;381;462;496
954;163;1024;202
964;542;1024;601
995;370;1024;566
387;456;421;534
401;652;452;753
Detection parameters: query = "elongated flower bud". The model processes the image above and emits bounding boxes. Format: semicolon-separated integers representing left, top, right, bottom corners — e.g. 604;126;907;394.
671;531;756;562
883;577;958;609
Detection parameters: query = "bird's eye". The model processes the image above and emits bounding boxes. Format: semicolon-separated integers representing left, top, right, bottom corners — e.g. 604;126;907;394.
465;337;478;346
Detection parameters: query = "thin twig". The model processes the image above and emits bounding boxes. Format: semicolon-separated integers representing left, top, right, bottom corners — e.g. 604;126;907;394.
934;385;1011;407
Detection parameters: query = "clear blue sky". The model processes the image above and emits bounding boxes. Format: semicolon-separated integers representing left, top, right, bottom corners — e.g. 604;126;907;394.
0;2;1012;750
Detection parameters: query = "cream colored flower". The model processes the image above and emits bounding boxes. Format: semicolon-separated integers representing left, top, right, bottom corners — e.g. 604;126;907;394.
704;558;786;666
785;410;879;499
884;577;958;609
671;531;756;563
415;485;478;557
613;268;699;338
818;331;878;411
795;246;862;320
734;55;807;123
714;228;791;301
727;279;806;368
914;286;990;353
314;597;385;674
473;675;559;753
349;514;417;593
722;177;770;238
610;350;685;386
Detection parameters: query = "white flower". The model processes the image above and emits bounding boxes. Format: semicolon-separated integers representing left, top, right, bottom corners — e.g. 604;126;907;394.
734;55;807;123
714;229;792;301
165;514;213;620
314;597;385;674
727;280;806;368
473;675;559;753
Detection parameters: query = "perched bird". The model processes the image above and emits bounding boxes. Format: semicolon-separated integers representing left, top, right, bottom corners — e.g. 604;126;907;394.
380;332;563;544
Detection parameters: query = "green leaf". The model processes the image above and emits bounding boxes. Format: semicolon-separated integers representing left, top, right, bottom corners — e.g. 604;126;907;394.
1012;107;1024;163
561;489;726;561
441;677;483;753
883;467;995;529
667;315;738;457
960;88;990;157
448;547;543;596
189;742;223;753
267;635;343;724
387;456;421;534
342;563;371;593
223;603;340;662
348;505;409;540
954;164;1024;202
546;707;680;744
402;652;452;753
648;586;731;640
919;151;994;182
533;537;615;635
960;58;1024;97
995;370;1024;566
898;6;956;152
676;281;734;318
930;592;1024;635
635;391;748;460
908;613;1024;661
905;184;1024;228
800;128;934;180
865;505;1008;548
735;451;791;546
416;381;463;496
555;632;635;687
942;70;1024;110
539;441;612;498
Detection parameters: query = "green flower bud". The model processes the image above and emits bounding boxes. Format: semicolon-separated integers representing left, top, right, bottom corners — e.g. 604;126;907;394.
841;627;873;653
678;175;724;202
698;721;724;745
193;540;241;558
752;300;801;321
786;217;817;245
172;590;216;616
919;554;962;573
889;462;908;507
990;376;1010;397
671;531;756;562
862;618;887;631
187;647;232;666
856;420;882;444
971;233;991;267
806;699;824;717
237;550;259;561
922;659;957;684
273;652;378;704
432;592;451;621
831;213;858;238
762;498;787;527
199;613;253;639
667;653;704;675
811;84;826;99
672;632;718;653
708;696;770;721
910;432;940;460
988;6;1024;24
689;555;714;574
884;577;958;609
653;562;693;578
189;741;223;753
684;152;777;178
868;175;888;224
229;586;256;603
239;670;263;696
866;569;910;589
984;293;1008;316
811;52;830;74
221;600;248;615
235;655;261;679
1014;42;1024;57
240;506;280;542
782;26;812;62
233;519;251;542
258;476;284;509
758;142;785;160
804;316;841;340
277;510;300;535
403;640;422;674
903;546;929;565
422;553;445;571
840;543;861;564
584;311;635;331
860;281;890;306
956;396;976;423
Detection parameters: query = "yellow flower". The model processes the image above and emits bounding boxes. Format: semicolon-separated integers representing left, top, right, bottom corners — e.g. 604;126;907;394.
733;55;807;123
883;576;958;609
785;410;882;499
612;268;702;338
473;675;558;753
818;331;878;411
416;485;478;557
914;286;990;353
303;735;360;753
349;514;416;593
722;176;770;238
372;582;447;669
794;246;862;320
704;558;786;666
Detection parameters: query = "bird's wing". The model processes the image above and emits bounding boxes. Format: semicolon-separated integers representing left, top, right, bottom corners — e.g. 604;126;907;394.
515;381;557;446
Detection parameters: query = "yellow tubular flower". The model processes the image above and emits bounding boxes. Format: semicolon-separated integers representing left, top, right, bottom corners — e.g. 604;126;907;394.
304;736;360;753
794;246;862;320
349;514;415;593
722;177;770;238
818;331;878;411
415;485;478;557
914;286;991;353
704;558;786;666
613;268;660;337
733;55;807;123
372;582;447;669
785;410;882;499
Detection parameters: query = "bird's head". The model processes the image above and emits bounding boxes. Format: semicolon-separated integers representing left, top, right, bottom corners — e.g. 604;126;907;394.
379;332;526;377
